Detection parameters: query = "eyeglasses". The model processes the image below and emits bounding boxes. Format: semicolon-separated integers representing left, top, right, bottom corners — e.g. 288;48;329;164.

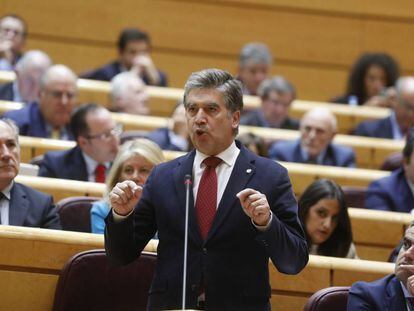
85;124;123;141
0;27;24;38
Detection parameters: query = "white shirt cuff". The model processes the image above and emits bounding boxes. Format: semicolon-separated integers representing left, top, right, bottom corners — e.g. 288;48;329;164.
112;208;134;223
252;211;273;231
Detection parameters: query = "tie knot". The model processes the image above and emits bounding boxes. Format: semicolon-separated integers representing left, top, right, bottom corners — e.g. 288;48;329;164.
95;164;106;173
203;157;222;169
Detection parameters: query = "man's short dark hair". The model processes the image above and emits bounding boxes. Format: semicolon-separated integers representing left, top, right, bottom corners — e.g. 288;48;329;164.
0;14;28;38
117;28;150;52
70;103;102;140
403;127;414;162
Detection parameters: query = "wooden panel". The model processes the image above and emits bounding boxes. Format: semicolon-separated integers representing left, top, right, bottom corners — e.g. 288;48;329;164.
0;270;58;311
355;245;394;262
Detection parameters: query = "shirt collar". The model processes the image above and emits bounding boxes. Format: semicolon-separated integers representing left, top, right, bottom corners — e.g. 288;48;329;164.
81;151;110;177
1;181;14;200
390;112;405;140
194;141;239;169
400;281;414;298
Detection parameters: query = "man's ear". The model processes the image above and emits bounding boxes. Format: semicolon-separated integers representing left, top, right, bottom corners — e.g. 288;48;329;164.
232;110;241;129
77;136;88;149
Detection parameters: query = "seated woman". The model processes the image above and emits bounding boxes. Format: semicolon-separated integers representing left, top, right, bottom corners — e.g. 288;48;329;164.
331;52;399;107
90;138;165;234
298;179;358;258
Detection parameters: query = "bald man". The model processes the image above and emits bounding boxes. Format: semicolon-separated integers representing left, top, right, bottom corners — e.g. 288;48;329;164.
0;50;52;103
269;107;356;167
3;64;77;140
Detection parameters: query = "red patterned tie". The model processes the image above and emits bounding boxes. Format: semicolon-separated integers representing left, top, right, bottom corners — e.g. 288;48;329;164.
95;164;106;183
196;157;222;240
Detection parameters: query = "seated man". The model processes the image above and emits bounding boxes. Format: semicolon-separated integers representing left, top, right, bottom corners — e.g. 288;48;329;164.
81;27;167;86
0;118;60;228
240;76;299;130
110;71;149;115
269;107;356;167
237;42;272;95
348;223;414;310
147;101;189;151
354;76;414;139
39;104;120;182
0;50;52;103
3;64;77;140
365;127;414;212
0;14;27;71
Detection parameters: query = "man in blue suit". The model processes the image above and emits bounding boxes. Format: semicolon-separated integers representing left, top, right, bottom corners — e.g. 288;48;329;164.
348;223;414;310
81;28;167;87
365;127;414;212
105;69;308;310
354;76;414;140
0;118;60;229
269;107;356;167
3;64;77;140
39;104;120;182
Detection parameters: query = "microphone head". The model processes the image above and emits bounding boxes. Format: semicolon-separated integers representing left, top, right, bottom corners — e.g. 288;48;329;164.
184;174;192;185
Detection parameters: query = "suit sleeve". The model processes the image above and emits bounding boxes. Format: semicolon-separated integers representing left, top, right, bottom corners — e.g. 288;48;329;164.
365;180;392;211
344;148;356;168
40;195;61;229
38;153;58;178
257;165;308;274
105;167;158;265
347;282;375;311
354;122;370;137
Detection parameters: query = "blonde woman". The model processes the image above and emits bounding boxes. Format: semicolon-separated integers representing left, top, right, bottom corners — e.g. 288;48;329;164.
90;138;164;234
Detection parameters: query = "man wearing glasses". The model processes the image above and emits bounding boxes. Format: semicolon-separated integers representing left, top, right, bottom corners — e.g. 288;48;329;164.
4;64;77;140
0;14;27;71
39;104;120;183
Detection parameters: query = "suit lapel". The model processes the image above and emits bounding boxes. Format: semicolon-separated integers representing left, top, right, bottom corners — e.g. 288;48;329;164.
172;150;202;244
386;276;406;311
9;183;29;226
293;140;305;163
207;145;255;242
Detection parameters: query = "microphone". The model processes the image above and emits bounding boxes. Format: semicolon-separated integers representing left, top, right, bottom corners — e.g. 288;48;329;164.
182;174;192;310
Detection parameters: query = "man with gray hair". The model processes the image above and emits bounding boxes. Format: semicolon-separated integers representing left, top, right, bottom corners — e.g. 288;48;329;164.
0;50;52;103
0;118;61;228
110;71;149;115
105;68;308;310
355;76;414;139
237;42;273;95
3;64;77;140
241;75;299;129
269;107;356;167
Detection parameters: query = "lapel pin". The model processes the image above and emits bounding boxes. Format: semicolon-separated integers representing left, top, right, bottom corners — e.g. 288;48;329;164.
246;168;252;174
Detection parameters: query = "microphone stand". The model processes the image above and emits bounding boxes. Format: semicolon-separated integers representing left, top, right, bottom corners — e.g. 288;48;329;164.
182;174;192;310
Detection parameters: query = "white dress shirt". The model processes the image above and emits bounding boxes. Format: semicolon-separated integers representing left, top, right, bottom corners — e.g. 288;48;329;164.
0;182;14;225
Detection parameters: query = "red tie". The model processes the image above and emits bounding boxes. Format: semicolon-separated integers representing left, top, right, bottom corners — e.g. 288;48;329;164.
95;164;106;183
196;157;222;240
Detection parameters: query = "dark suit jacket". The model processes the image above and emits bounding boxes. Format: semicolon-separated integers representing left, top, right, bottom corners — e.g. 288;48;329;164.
354;116;394;139
147;127;186;151
365;168;414;213
268;139;356;167
348;274;406;311
0;82;14;101
105;142;308;310
2;102;74;139
80;61;168;87
9;182;61;229
240;109;300;130
39;146;88;181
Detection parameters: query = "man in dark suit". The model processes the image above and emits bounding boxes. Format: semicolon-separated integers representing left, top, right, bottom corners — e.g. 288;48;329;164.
39;104;120;182
3;64;76;140
105;69;308;310
269;107;356;167
240;75;299;130
0;14;27;71
0;118;60;228
81;28;167;87
0;50;51;104
348;223;414;310
354;76;414;139
365;127;414;212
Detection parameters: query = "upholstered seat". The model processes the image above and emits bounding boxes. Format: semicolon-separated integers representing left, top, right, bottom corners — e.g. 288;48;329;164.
303;286;350;311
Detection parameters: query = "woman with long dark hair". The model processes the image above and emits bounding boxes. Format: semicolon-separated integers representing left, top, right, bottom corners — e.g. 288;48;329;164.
298;179;357;258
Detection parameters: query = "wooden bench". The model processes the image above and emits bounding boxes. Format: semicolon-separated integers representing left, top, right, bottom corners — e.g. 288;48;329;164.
0;225;394;310
0;71;390;134
1;100;402;169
